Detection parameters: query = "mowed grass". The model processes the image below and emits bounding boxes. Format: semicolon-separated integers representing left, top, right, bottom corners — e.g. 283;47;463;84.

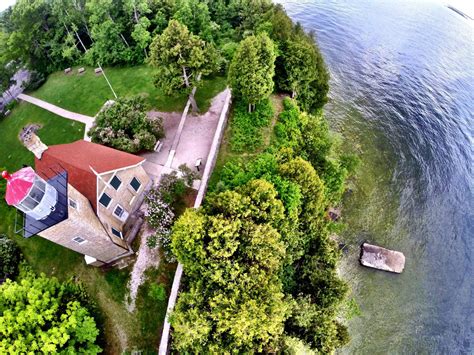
0;64;226;352
29;65;227;115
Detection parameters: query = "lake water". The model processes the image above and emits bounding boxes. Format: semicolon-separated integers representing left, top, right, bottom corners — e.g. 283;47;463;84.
275;0;473;353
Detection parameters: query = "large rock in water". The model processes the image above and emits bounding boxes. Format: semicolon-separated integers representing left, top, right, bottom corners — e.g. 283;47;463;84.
360;243;405;273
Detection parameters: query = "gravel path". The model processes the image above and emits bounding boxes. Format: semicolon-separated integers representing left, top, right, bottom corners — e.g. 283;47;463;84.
125;223;161;313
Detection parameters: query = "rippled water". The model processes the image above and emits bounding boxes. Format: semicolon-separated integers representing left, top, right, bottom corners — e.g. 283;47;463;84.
275;0;473;353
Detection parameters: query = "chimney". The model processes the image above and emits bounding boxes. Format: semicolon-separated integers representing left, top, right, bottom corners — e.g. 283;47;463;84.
21;128;48;159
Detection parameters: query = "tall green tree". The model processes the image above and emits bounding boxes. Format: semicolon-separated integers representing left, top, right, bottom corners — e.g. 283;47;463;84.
124;0;152;58
86;0;132;65
228;33;276;112
170;179;290;352
0;269;101;353
281;37;319;99
1;0;64;73
173;0;217;42
294;34;329;113
50;0;91;56
149;19;219;112
228;0;273;36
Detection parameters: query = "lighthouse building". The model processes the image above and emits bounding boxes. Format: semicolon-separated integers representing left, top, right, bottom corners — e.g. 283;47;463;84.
2;133;151;267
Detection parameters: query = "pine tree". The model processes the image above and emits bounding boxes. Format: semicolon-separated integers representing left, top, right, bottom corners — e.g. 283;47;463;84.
228;33;276;112
149;20;219;112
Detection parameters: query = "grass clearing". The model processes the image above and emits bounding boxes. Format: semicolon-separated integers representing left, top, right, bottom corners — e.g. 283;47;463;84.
131;261;176;352
28;65;226;115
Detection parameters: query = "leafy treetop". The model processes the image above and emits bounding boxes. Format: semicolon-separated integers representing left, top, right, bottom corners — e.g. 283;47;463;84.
0;268;101;354
149;19;219;112
228;33;276;112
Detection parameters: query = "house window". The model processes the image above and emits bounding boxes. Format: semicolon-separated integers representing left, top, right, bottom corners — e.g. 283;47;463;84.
68;199;77;209
113;204;129;222
111;227;123;239
110;175;122;190
129;177;141;192
99;192;112;208
72;236;87;245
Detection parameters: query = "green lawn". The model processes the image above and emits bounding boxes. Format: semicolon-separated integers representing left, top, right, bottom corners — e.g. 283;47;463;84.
28;65;226;115
0;64;225;353
1;65;226;173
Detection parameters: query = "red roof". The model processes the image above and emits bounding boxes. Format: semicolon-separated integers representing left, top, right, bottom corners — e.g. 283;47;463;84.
3;167;35;206
35;140;144;211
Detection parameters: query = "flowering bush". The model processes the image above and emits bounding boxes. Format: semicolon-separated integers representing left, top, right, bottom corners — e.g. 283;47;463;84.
145;165;198;261
88;96;164;153
145;189;175;255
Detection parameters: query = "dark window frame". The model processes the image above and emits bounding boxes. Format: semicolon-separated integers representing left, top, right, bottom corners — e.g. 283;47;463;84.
99;192;112;208
111;227;122;239
129;177;141;192
113;204;124;218
69;199;77;209
110;175;122;190
72;236;87;244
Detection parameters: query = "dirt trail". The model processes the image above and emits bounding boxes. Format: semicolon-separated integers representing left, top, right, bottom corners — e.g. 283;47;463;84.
125;223;161;313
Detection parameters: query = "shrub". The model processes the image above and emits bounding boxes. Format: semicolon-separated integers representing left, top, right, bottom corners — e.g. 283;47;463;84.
229;99;273;153
274;98;307;150
23;70;46;91
0;235;22;280
145;165;198;259
88;96;164;153
148;283;167;301
145;191;175;251
4;100;18;111
0;267;101;353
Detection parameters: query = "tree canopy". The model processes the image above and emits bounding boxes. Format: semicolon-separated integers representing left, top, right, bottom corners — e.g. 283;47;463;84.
228;33;276;112
88;95;164;153
170;180;289;352
149;19;219;111
0;0;329;113
0;268;101;353
200;98;357;352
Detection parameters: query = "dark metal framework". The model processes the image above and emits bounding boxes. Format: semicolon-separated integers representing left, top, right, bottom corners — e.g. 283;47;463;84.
14;164;69;238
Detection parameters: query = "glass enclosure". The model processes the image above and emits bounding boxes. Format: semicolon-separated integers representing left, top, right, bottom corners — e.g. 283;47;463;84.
15;175;58;220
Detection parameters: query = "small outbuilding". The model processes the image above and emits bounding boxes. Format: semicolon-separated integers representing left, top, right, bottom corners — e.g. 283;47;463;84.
360;242;405;273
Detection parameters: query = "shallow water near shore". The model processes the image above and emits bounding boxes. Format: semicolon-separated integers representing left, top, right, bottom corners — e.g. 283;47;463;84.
276;0;473;353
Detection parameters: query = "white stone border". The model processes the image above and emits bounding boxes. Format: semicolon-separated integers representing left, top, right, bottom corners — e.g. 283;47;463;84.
158;89;231;354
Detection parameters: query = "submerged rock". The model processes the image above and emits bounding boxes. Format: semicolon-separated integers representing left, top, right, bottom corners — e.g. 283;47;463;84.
360;242;405;273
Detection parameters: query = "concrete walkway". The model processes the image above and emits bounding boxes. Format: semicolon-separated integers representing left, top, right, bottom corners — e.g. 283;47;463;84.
141;89;231;183
18;93;94;140
158;89;232;355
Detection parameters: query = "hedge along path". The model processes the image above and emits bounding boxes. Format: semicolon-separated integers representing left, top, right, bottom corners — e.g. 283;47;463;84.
158;88;232;355
17;94;95;141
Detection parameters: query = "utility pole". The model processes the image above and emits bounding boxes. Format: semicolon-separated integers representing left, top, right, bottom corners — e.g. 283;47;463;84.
66;19;118;99
98;63;118;99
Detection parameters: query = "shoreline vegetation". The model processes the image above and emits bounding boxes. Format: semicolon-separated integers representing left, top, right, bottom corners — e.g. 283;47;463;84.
0;0;358;353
